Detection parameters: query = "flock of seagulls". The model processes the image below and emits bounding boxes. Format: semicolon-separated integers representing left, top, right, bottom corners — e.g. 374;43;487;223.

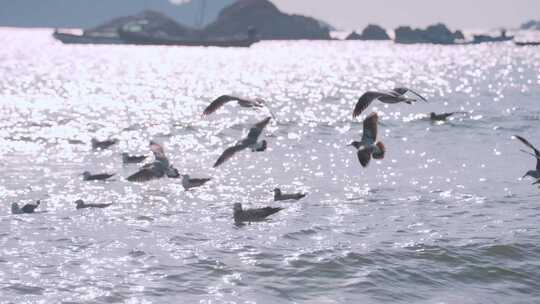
9;89;537;222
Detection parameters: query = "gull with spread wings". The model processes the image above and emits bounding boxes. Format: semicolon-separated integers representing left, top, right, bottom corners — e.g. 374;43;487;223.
514;135;540;181
203;95;276;118
348;112;386;167
127;141;179;182
353;87;427;118
213;117;272;168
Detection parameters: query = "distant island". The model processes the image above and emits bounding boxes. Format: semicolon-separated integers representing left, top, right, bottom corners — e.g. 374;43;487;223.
346;24;390;41
52;0;332;46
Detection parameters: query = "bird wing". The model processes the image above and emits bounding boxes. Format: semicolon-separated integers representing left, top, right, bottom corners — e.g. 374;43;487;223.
127;165;162;182
245;117;272;145
361;112;378;144
203;95;239;115
353;92;384;118
21;203;38;213
245;207;283;220
357;149;372;167
394;87;428;102
515;135;540;170
213;144;246;168
191;178;211;186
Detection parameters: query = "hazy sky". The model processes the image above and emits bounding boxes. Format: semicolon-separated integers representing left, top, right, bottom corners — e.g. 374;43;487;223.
270;0;540;30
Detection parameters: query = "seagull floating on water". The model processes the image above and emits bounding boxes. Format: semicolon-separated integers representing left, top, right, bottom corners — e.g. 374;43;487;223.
127;141;179;182
203;95;275;118
182;175;211;190
514;135;540;180
91;138;118;150
353;87;427;118
75;199;112;209
233;203;283;224
430;112;456;121
82;171;115;181
273;188;307;201
348;112;385;167
213;117;272;168
11;201;40;214
122;153;147;164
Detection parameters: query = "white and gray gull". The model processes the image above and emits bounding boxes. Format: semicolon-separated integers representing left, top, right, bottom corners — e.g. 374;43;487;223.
348;112;385;167
213;117;272;168
233;203;283;224
353;87;427;118
127;141;179;182
203;95;276;118
514;135;540;180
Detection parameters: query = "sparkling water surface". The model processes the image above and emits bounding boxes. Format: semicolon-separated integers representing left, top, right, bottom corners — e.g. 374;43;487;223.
1;28;540;303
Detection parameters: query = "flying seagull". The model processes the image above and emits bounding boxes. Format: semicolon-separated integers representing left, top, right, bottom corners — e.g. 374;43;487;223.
91;138;118;150
122;153;147;164
273;188;307;201
233;203;283;224
213;117;272;168
203;95;275;118
514;135;540;180
127;141;179;182
12;201;40;214
353;87;427;118
182;175;211;190
348;112;385;167
82;171;115;181
75;199;113;209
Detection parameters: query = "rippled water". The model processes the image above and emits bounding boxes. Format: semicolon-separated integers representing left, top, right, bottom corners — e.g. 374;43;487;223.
1;28;540;303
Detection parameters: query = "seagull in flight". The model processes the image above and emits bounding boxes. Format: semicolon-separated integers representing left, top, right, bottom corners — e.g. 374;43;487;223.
233;203;283;224
203;95;276;118
514;135;540;180
353;87;427;118
127;141;179;182
348;112;385;167
213;117;272;168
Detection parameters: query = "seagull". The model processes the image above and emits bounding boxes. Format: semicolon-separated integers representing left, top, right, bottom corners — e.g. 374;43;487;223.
233;203;283;224
353;87;427;118
11;201;40;214
82;171;115;181
430;112;456;121
127;141;179;182
213;117;272;168
122;153;147;164
348;112;385;167
203;95;276;118
75;199;112;209
182;175;211;190
273;188;307;201
91;138;118;150
514;135;540;180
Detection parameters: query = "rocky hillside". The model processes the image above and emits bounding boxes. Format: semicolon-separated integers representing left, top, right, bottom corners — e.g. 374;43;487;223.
203;0;331;40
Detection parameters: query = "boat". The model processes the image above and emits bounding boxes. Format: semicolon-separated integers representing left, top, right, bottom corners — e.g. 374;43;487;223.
515;41;540;46
117;26;259;47
53;29;124;45
472;30;514;44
